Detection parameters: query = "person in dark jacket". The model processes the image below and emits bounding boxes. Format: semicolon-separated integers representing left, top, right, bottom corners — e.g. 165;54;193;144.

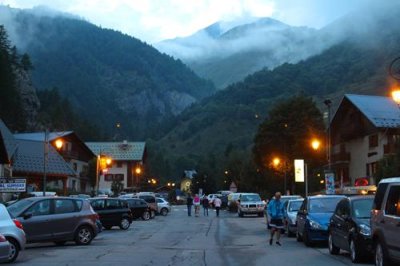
186;194;193;216
202;196;209;216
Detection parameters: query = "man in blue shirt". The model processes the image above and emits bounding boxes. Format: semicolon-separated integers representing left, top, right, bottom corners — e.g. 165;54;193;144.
267;192;284;246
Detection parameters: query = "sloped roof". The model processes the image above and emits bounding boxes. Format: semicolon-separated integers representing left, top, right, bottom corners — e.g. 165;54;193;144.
14;131;74;142
344;94;400;128
13;139;75;176
86;142;146;161
0;119;18;163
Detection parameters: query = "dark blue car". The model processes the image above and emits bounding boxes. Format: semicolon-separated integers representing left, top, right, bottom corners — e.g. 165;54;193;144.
296;195;345;246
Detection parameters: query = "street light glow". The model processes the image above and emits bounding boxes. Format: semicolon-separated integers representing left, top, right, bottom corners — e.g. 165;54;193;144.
273;157;281;166
392;89;400;105
55;139;63;150
135;166;142;174
311;139;321;150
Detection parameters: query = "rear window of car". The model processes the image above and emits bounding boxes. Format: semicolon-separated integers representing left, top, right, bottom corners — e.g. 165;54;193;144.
373;183;389;210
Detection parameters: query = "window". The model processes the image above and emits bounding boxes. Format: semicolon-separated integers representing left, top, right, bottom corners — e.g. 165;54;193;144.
106;199;120;209
385;185;400;217
369;134;378;148
373;183;389;210
73;163;78;171
55;199;76;214
157;198;163;203
114;174;124;181
104;174;113;182
27;200;50;216
91;199;105;210
117;161;123;168
140;195;156;203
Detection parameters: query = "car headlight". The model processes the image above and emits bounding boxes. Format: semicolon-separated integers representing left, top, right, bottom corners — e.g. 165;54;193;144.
309;220;323;230
290;217;297;225
359;224;371;236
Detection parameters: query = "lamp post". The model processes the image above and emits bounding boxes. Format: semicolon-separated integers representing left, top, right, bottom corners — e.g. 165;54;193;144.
324;99;332;170
305;139;321;197
95;154;112;195
43;130;63;196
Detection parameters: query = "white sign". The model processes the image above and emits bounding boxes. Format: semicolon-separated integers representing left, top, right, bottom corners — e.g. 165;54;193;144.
0;178;26;192
294;160;304;182
325;172;336;194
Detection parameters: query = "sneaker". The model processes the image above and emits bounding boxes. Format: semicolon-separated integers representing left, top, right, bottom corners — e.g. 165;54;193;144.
276;241;281;246
269;239;273;245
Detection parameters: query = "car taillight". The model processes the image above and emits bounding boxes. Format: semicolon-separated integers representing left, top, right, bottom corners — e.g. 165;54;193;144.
0;235;6;242
13;219;23;230
95;213;100;219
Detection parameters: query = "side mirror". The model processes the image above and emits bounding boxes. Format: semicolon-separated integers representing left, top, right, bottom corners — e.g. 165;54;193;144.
23;212;33;220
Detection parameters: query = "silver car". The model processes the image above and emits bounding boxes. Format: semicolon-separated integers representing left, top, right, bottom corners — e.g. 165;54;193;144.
237;193;265;217
156;197;171;216
7;197;98;246
0;203;26;263
284;199;304;237
0;234;10;263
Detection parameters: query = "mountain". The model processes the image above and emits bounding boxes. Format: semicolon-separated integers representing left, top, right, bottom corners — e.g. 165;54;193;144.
0;6;215;140
151;2;400;178
156;17;326;89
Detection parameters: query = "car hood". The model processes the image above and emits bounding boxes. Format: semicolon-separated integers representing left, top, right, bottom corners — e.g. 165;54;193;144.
307;213;333;225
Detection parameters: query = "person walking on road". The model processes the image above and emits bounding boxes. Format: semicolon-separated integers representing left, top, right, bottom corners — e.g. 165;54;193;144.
267;192;285;246
202;195;209;216
214;196;222;217
193;194;201;217
186;194;193;216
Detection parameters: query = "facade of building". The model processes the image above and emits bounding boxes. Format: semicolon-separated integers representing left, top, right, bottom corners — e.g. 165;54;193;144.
330;94;400;186
86;141;146;193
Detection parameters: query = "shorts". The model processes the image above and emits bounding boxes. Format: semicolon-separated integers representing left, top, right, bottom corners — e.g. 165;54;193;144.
269;218;284;229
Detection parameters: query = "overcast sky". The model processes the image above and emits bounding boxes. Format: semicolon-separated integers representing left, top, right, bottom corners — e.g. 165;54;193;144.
1;0;374;43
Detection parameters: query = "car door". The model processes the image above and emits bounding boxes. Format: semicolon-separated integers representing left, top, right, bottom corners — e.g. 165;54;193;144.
330;199;344;248
50;199;80;239
336;199;351;250
91;199;106;224
19;199;52;242
383;184;400;260
297;198;308;236
105;199;122;225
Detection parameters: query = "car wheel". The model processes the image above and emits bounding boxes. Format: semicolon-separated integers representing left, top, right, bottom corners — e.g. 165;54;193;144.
328;231;340;255
54;241;67;246
6;238;19;263
75;226;94;245
296;231;303;242
375;241;390;266
150;210;156;219
350;238;362;263
142;211;150;221
119;218;131;230
303;229;313;247
160;208;169;216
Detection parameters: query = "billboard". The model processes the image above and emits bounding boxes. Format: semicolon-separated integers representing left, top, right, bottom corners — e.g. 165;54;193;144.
294;159;304;182
0;178;26;193
325;172;335;194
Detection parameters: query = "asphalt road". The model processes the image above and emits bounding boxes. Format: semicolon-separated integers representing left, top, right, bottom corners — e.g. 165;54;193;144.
14;205;373;266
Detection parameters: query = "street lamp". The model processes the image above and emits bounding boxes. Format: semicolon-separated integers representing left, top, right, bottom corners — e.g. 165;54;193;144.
43;130;64;196
95;154;112;195
305;138;321;197
392;89;400;107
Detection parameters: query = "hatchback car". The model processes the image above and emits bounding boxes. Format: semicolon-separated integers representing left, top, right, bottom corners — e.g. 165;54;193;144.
7;197;97;246
156;197;171;216
0;203;26;263
284;199;304;237
328;195;374;263
0;234;10;263
89;198;133;230
125;198;152;220
371;177;400;266
296;195;345;246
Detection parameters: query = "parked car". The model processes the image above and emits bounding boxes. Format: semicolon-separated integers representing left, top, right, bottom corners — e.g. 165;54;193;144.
89;198;132;230
237;193;265;217
284;199;304;237
156;197;171;216
125;198;152;220
134;192;157;219
328;195;374;263
7;197;98;246
296;195;345;246
0;234;10;263
0;203;26;263
371;177;400;266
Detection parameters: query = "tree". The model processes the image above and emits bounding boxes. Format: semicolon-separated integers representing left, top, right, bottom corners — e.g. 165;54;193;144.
252;95;326;195
111;180;124;196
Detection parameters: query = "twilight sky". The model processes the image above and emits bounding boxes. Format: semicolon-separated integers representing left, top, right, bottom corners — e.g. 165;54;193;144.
0;0;375;43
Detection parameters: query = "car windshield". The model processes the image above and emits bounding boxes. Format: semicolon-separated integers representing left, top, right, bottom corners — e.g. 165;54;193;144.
7;199;34;217
352;198;373;219
241;194;261;202
309;197;343;213
288;201;303;212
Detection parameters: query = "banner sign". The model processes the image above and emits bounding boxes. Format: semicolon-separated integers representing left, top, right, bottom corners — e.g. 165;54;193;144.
294;159;304;182
0;178;27;192
325;172;335;194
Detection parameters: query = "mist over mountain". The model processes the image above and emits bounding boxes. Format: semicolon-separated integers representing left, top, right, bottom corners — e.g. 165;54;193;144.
0;6;215;140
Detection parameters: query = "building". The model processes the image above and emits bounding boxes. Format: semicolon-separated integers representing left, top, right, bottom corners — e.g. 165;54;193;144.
13;131;96;194
86;141;146;193
330;94;400;186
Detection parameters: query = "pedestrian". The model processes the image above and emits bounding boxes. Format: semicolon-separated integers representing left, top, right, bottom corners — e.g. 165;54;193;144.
214;196;222;217
202;195;209;216
186;194;193;216
267;192;285;246
194;194;200;217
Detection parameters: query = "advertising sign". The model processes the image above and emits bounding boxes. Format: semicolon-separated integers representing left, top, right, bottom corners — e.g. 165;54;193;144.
0;178;27;192
325;172;335;194
294;159;304;182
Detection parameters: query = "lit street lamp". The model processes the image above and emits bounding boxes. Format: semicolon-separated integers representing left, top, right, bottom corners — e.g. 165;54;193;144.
95;154;112;195
305;138;321;197
43;130;63;196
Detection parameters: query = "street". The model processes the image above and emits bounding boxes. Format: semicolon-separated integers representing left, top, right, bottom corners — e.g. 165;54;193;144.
15;205;372;266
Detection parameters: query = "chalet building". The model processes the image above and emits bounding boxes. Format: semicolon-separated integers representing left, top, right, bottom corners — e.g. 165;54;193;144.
86;141;146;193
330;94;400;186
14;132;95;193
